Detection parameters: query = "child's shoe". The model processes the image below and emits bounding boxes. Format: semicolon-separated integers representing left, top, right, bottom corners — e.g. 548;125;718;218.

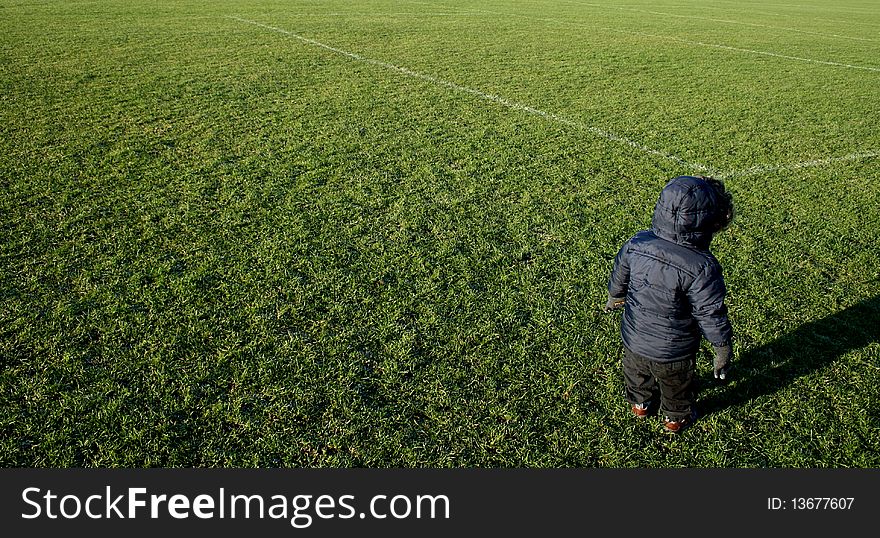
631;402;650;418
663;411;697;433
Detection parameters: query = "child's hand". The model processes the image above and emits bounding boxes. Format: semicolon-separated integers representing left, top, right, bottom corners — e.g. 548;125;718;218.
713;343;733;381
604;296;625;312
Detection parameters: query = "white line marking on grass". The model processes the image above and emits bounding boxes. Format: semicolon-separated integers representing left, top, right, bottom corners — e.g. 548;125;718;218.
631;2;880;32
563;1;877;42
706;0;880;16
632;31;880;73
623;3;880;30
227;16;714;172
415;3;880;73
722;151;880;178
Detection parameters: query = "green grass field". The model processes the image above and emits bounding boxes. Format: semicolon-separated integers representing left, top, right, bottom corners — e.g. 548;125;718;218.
2;0;878;467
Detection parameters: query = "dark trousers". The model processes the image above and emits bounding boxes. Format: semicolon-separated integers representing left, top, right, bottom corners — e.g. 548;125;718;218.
622;347;696;420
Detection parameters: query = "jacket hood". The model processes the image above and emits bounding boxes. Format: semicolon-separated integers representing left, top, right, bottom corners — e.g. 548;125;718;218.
651;176;723;250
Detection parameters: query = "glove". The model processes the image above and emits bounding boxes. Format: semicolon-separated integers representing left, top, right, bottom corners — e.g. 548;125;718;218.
604;295;625;312
713;342;733;381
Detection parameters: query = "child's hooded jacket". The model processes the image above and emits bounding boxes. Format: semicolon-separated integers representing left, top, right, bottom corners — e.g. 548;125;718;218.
608;176;733;362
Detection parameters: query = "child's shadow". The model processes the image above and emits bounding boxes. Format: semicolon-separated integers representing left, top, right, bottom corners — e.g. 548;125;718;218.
699;296;879;414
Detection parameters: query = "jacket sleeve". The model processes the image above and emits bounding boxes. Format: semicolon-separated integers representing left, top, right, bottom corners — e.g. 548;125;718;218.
607;242;631;299
686;261;733;346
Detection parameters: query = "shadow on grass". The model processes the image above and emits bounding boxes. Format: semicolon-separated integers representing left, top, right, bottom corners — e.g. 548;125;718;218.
700;296;879;415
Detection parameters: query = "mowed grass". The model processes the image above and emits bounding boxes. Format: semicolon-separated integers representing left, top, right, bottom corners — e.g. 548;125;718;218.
1;0;878;467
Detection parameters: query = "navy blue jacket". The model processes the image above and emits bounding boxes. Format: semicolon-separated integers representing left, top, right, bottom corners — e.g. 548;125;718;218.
608;176;733;361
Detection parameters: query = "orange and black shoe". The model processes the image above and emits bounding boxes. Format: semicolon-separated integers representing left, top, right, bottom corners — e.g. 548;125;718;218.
663;411;697;433
631;402;651;418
